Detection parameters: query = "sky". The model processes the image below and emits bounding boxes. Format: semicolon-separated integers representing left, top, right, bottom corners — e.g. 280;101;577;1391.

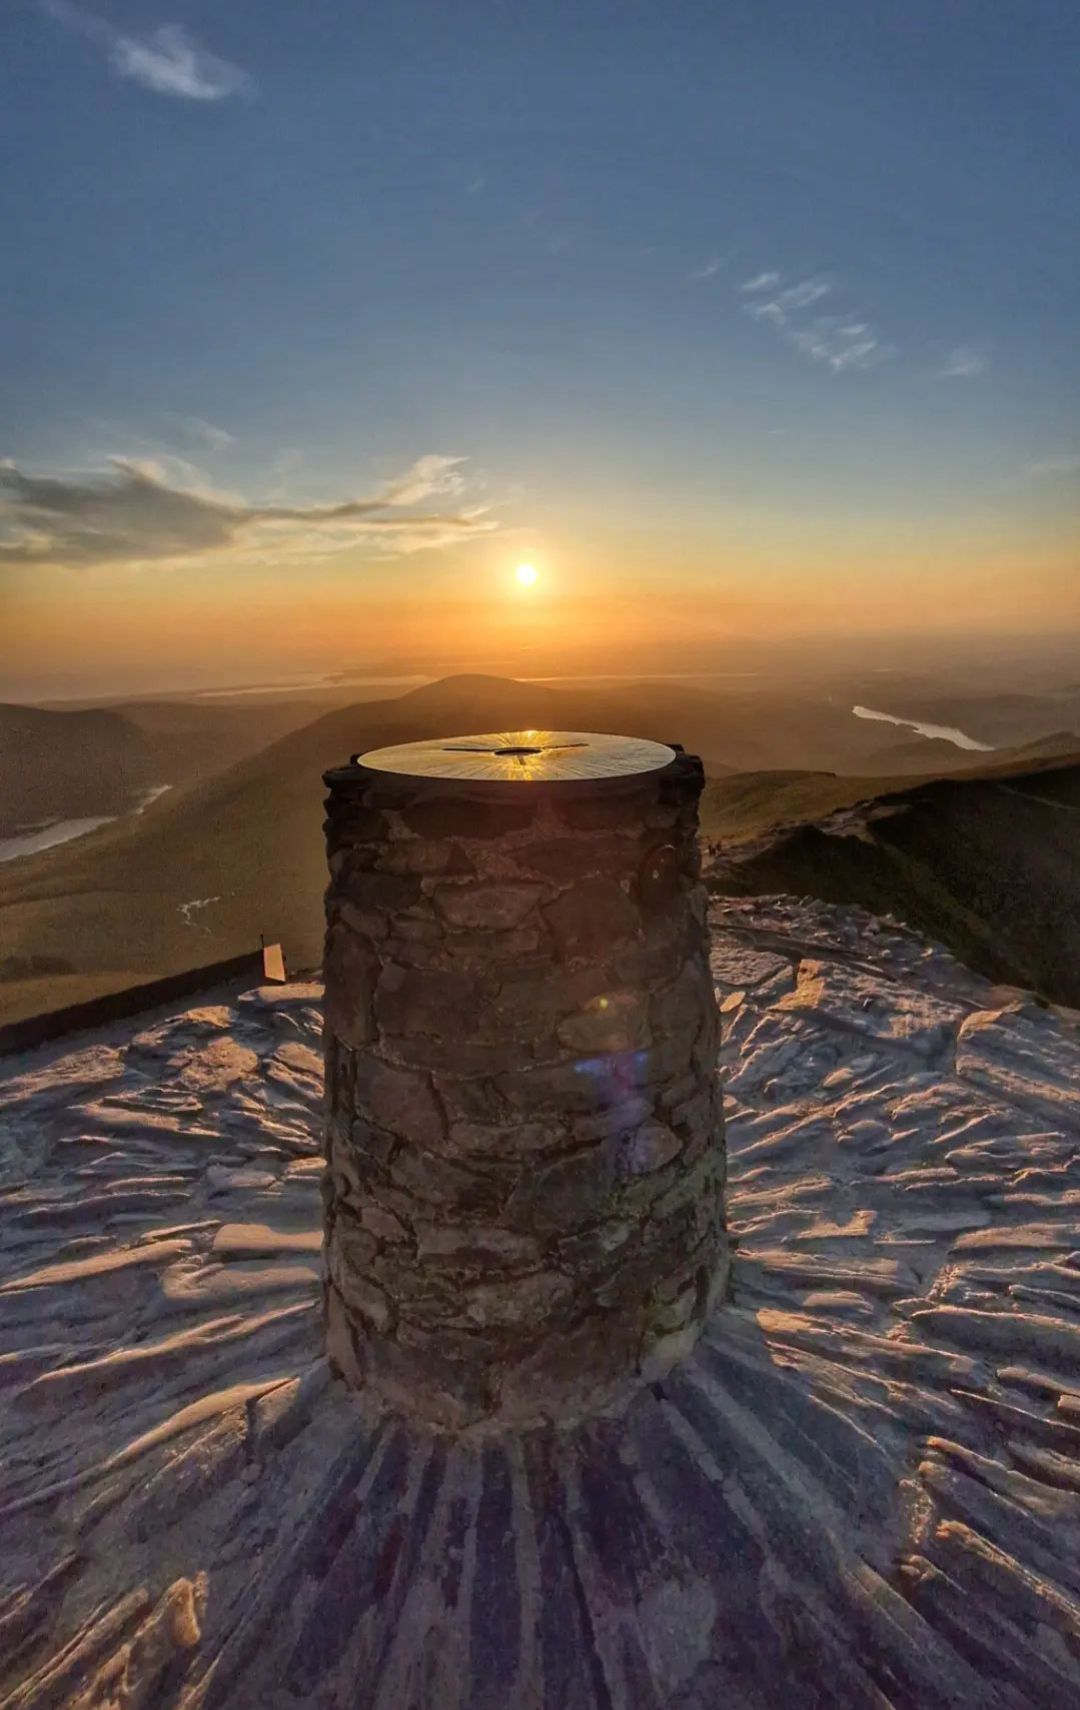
1;0;1078;698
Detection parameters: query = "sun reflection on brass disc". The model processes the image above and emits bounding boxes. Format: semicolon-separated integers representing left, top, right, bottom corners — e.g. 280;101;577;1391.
356;731;677;784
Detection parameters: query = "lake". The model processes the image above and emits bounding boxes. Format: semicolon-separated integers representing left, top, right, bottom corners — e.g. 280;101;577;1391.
852;705;994;753
0;785;173;866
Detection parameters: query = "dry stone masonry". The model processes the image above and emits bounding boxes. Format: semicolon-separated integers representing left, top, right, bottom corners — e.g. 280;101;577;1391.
321;731;728;1426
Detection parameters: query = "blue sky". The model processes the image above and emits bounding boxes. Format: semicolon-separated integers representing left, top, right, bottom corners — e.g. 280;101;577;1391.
1;0;1077;692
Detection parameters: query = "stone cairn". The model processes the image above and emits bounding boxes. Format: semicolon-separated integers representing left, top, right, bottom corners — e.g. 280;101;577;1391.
321;731;727;1428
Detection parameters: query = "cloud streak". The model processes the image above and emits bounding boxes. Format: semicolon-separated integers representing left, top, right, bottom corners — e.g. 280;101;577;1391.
40;2;251;101
688;255;728;282
741;271;780;293
170;415;235;451
0;456;495;570
740;270;892;373
1022;452;1080;479
940;346;989;379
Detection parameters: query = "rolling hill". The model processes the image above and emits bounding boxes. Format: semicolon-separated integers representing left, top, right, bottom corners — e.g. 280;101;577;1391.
0;697;326;837
0;704;157;835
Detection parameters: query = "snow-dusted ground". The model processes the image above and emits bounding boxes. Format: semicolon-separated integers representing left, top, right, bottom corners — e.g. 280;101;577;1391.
1;897;1079;1708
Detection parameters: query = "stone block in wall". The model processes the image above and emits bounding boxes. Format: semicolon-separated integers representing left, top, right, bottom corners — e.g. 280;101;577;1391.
543;877;641;961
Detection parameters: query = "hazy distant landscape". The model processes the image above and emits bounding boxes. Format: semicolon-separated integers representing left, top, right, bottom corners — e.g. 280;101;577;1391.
2;654;1078;1024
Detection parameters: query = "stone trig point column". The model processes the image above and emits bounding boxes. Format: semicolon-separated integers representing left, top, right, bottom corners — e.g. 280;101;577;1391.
321;730;727;1428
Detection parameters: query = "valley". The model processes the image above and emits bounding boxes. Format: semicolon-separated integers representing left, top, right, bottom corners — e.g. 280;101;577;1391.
1;670;1077;1025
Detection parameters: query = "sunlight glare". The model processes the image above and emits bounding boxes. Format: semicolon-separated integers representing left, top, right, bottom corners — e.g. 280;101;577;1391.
515;563;539;587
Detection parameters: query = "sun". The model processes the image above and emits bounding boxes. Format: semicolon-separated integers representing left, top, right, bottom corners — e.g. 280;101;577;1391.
515;562;539;587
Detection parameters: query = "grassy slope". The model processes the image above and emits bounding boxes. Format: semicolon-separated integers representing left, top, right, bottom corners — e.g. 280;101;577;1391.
701;741;1080;843
708;755;1080;1005
700;770;910;842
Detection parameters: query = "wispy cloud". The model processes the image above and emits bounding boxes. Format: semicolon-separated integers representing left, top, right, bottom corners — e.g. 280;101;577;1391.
740;269;891;373
689;255;728;282
742;271;781;294
111;25;250;99
40;2;252;101
0;455;494;570
777;278;831;311
380;454;468;506
170;414;234;451
787;319;884;372
940;345;989;379
1021;451;1080;479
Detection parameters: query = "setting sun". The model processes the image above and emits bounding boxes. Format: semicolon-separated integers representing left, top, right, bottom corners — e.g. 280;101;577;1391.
515;563;539;587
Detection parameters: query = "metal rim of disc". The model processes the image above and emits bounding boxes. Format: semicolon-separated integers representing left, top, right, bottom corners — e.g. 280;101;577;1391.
354;730;678;786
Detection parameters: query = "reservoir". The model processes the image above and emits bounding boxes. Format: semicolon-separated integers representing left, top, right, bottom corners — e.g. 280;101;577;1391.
852;705;994;753
0;785;173;866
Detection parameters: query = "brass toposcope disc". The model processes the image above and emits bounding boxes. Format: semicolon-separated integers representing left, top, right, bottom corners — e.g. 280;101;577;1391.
355;730;677;787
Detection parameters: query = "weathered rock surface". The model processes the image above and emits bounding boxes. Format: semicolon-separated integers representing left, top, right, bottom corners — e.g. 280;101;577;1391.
0;903;1078;1706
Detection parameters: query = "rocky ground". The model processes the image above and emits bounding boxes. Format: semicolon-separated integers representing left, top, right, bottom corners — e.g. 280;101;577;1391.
1;896;1079;1708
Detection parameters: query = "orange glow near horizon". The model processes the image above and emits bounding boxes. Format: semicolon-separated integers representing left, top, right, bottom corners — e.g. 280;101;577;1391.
1;517;1078;700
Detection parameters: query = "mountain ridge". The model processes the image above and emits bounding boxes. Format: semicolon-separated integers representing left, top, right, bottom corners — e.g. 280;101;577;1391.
708;755;1080;1005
